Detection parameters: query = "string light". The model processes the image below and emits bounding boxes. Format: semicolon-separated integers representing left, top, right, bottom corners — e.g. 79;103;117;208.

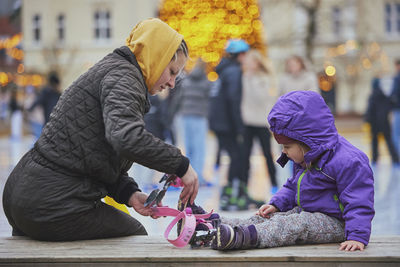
0;33;45;87
159;0;266;77
325;65;336;76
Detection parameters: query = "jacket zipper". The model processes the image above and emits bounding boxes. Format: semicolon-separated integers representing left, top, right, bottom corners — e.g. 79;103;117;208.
333;194;344;213
297;169;308;210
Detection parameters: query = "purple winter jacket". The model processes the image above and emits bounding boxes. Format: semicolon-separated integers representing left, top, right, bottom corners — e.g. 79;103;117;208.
268;91;374;246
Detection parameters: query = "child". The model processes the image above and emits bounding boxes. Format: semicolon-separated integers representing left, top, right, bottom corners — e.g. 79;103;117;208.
208;90;374;251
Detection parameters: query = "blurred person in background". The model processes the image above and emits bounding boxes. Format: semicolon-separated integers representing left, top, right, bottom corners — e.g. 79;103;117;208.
132;93;168;191
241;49;278;200
9;86;23;141
208;39;249;211
317;71;337;115
163;79;182;145
28;72;61;125
366;76;399;165
391;59;400;157
180;58;212;187
0;87;9;122
3;18;198;241
23;85;44;142
279;55;319;96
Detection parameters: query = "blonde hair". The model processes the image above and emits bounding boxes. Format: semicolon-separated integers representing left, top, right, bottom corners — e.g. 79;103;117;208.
246;49;272;74
172;39;189;62
245;49;278;95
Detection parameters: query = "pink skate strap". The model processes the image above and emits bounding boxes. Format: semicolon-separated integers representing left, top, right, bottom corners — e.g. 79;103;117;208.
152;206;214;220
151;206;214;248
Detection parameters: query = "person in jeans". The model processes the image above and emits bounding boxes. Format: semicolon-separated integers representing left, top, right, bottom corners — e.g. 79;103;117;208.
180;59;212;186
391;59;400;158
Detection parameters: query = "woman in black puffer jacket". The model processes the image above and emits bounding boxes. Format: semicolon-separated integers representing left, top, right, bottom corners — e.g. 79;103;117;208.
3;18;199;241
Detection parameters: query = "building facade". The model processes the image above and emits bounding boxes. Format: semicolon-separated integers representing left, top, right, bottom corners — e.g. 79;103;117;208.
22;0;159;90
22;0;400;114
259;0;400;114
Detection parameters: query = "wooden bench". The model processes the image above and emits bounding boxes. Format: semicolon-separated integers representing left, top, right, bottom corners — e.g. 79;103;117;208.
0;236;399;266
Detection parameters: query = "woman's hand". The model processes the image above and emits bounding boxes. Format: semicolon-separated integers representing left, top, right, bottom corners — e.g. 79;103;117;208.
339;240;365;251
128;191;160;218
256;204;277;218
179;165;199;205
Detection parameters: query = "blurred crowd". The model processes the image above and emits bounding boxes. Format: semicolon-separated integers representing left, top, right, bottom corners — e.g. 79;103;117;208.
1;41;399;212
0;72;61;143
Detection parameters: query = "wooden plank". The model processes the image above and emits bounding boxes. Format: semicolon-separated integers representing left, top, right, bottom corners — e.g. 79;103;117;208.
0;236;399;264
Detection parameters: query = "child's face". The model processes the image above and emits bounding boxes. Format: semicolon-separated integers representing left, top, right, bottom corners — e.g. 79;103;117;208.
282;142;307;167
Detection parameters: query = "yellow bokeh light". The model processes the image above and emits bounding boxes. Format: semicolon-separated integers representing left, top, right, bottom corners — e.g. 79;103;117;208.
362;58;372;69
325;65;336;76
0;72;9;86
17;64;24;74
159;0;266;72
320;80;332;92
345;40;357;50
337;44;346;55
207;71;219;82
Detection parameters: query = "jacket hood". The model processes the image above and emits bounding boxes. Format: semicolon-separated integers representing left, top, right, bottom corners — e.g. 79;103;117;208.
268;91;339;167
126;18;183;90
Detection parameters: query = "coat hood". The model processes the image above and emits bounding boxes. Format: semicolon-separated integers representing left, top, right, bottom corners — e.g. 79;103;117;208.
126;18;183;90
268;91;339;167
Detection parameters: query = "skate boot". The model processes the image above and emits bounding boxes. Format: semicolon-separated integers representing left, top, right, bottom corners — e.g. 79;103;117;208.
211;224;258;250
220;184;234;211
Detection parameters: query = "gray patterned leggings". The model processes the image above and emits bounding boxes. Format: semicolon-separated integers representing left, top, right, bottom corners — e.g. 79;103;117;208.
221;207;345;248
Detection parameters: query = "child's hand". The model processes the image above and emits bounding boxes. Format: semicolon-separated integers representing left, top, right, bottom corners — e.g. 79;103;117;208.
256;204;277;218
339;240;365;251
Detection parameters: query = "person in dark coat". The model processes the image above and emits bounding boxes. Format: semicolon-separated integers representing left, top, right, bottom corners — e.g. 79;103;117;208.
208;39;249;211
390;59;400;157
365;77;399;164
2;18;199;241
144;94;167;140
29;72;61;125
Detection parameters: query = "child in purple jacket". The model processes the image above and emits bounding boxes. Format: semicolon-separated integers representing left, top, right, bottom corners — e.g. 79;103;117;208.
208;90;374;251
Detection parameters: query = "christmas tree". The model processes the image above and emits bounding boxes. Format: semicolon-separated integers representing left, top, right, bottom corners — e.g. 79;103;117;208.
158;0;266;80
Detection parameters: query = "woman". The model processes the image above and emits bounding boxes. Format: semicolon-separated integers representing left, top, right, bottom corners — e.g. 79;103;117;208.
241;49;278;199
3;18;199;241
279;55;319;96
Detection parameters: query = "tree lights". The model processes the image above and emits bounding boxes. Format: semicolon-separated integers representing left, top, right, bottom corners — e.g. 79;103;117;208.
158;0;266;76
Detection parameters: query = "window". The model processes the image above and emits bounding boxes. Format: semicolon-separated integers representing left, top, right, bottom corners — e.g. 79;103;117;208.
57;14;65;42
332;7;341;36
33;14;41;42
385;2;400;36
94;10;111;41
